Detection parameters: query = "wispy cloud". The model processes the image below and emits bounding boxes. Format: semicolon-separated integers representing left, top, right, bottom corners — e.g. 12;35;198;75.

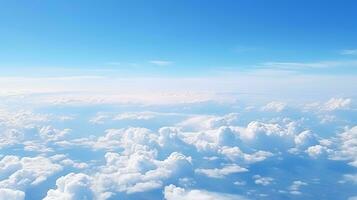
340;49;357;55
106;62;122;66
261;60;357;70
149;60;173;66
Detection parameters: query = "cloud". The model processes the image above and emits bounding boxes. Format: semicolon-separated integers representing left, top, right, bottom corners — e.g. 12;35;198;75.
164;184;248;200
39;126;71;141
329;126;357;167
306;145;326;158
43;173;94;200
0;188;24;200
0;155;62;190
340;49;357;55
195;164;248;178
177;113;238;131
288;180;307;195
92;151;192;196
261;101;287;112
342;174;357;184
261;60;357;70
114;112;157;121
0;95;356;199
149;60;173;66
253;175;274;186
322;98;352;111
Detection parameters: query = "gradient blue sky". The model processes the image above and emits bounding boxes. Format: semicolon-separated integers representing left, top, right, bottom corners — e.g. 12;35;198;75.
1;0;357;77
1;2;357;200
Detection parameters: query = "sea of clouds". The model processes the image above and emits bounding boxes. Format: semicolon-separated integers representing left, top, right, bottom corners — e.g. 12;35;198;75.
0;93;356;200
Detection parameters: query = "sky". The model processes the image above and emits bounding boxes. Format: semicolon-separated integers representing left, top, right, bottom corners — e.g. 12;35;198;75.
1;0;357;76
0;1;357;200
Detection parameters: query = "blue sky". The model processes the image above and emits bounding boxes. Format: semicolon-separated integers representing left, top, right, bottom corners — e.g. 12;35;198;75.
1;0;357;76
0;2;357;200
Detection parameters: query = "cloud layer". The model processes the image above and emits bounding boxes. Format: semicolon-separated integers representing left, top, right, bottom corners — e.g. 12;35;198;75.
0;96;356;199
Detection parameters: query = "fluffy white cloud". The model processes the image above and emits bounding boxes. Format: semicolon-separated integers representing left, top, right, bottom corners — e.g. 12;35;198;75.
0;96;356;199
164;184;248;200
0;188;24;200
330;126;357;167
0;155;62;190
92;151;192;197
43;173;94;200
306;145;326;158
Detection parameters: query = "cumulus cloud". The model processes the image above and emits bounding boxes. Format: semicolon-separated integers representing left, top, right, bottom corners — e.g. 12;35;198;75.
0;155;62;190
0;95;356;199
329;126;357;167
164;184;248;200
0;188;24;200
92;151;192;197
43;173;94;200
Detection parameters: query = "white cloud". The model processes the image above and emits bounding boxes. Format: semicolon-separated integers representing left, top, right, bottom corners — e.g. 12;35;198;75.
340;49;357;55
114;112;157;121
253;175;274;186
0;155;62;190
149;60;173;66
219;146;273;164
164;184;248;200
0;108;49;128
342;174;357;184
261;101;287;112
0;188;24;200
262;60;357;69
177;113;238;131
322;98;352;111
89;113;110;124
92;151;192;196
288;180;307;195
0;129;23;149
329;126;357;167
195;164;248;178
39;126;71;141
43;173;94;200
306;145;326;158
